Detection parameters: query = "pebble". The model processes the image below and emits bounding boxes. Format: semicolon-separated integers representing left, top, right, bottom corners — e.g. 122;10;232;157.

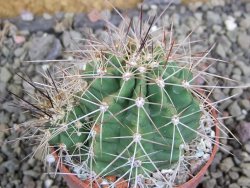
215;43;226;58
224;16;237;31
22;175;36;188
231;88;243;96
211;171;223;178
236;122;250;143
237;32;250;50
235;61;250;76
202;179;216;188
206;11;222;25
237;176;250;186
23;170;40;178
10;17;55;33
1;160;19;173
14;35;26;44
240;16;250;29
228;101;242;117
43;13;53;20
21;11;34;21
62;30;82;49
228;171;239;180
219;157;234;172
73;13;105;30
28;34;61;60
0;124;7;142
244;143;250;153
229;183;240;188
0;67;12;83
14;47;26;57
54;13;74;33
246;3;250;12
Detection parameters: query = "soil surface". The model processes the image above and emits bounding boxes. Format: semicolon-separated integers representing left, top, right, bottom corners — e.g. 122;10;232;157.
0;0;250;187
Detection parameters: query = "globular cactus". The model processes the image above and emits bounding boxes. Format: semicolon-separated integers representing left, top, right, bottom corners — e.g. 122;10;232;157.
20;14;220;187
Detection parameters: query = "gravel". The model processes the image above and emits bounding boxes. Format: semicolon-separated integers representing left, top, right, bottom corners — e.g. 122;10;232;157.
1;0;250;187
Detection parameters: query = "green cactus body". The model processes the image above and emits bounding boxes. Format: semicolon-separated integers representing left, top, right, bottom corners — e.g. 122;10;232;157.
49;50;201;180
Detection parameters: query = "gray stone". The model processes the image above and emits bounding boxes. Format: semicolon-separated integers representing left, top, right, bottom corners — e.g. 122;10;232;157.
0;112;10;124
216;43;226;58
219;35;232;51
219;157;234;172
240;99;250;110
100;9;111;21
232;74;242;81
62;31;82;49
22;175;36;188
213;25;223;33
0;67;12;83
28;34;61;60
211;171;223;178
213;89;226;101
235;61;250;76
241;163;250;177
1;46;10;57
229;171;239;180
46;38;62;60
228;101;242;117
244;143;250;153
1;160;19;173
231;88;243;96
236;122;250;143
237;176;250;186
246;3;250;12
14;47;26;57
2;101;19;113
8;84;22;96
232;67;242;75
54;13;74;33
229;183;240;188
194;12;203;22
0;124;7;142
227;31;238;43
23;170;40;178
237;33;250;50
202;179;216;188
206;11;222;25
240;16;250;29
73;13;105;30
10;17;55;33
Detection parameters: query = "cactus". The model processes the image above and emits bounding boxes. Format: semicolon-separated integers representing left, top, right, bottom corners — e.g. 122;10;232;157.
44;16;208;186
15;12;230;187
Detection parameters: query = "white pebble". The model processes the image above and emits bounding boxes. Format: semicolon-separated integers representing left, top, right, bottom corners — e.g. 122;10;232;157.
197;139;206;151
101;179;109;185
225;16;237;31
21;11;34;21
46;154;55;164
204;139;212;149
195;150;204;158
210;130;215;138
44;179;53;188
203;153;211;161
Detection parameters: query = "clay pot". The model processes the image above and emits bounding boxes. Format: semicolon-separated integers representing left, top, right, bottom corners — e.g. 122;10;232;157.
53;110;219;188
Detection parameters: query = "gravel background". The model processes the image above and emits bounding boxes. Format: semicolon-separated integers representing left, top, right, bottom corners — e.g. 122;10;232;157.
0;0;250;187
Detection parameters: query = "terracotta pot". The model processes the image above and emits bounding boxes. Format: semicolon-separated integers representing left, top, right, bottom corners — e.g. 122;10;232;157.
53;110;219;188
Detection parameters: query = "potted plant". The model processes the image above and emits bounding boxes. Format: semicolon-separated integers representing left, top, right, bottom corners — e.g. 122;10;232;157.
13;9;235;188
